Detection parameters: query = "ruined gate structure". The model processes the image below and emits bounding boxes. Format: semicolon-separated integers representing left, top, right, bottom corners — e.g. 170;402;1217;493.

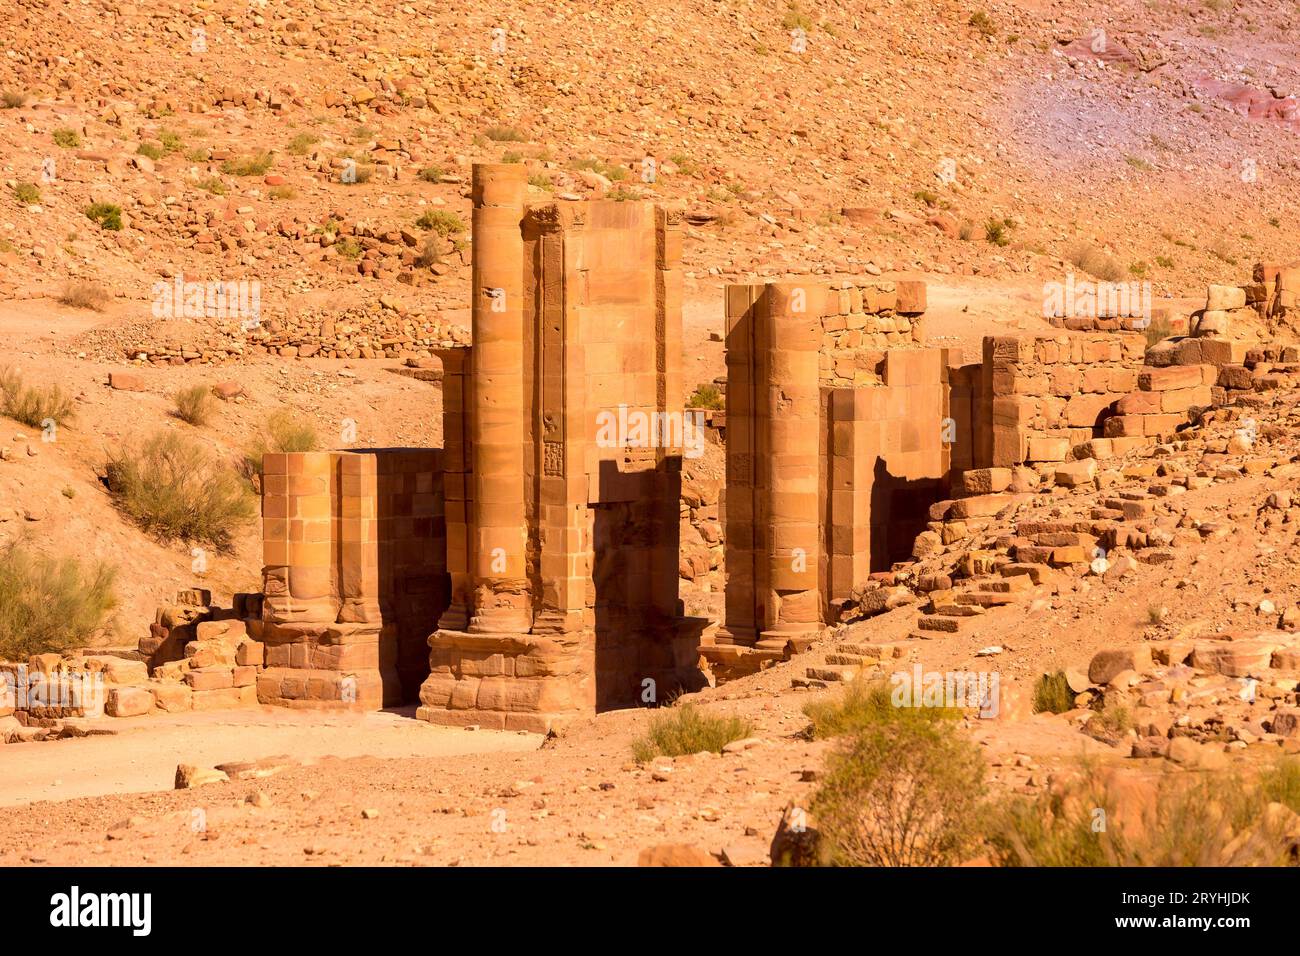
416;164;707;732
247;162;1290;722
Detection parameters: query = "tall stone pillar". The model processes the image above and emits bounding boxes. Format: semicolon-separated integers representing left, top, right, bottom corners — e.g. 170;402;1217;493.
756;281;823;651
261;451;337;624
469;163;532;633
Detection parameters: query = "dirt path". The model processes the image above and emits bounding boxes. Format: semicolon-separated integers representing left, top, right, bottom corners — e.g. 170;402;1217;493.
0;706;540;807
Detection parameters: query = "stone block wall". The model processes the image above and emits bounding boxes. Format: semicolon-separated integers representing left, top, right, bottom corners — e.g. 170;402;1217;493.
822;349;951;605
818;278;927;387
259;448;448;710
982;332;1148;466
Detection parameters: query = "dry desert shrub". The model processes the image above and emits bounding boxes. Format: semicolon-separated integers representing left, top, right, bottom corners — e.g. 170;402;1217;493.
802;678;960;739
811;715;988;866
173;384;216;426
631;703;753;761
57;279;110;311
0;366;75;429
241;409;321;479
104;430;255;550
686;383;724;410
1032;670;1075;714
1066;242;1125;282
990;759;1300;867
0;539;117;659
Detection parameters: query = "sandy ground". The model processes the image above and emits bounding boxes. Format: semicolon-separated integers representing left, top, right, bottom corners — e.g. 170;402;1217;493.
0;706;540;807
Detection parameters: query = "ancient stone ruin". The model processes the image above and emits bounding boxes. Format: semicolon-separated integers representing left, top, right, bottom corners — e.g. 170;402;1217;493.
9;164;1281;735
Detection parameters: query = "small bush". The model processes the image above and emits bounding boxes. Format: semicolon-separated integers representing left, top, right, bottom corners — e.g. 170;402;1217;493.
84;202;123;231
104;430;255;550
414;235;441;269
958;220;976;241
159;129;184;153
1144;315;1173;348
984;217;1013;246
57;280;110;311
484;125;527;142
185;147;210;163
687;383;724;410
1066;242;1125;282
500;150;524;164
968;10;997;37
1084;702;1133;744
0;366;75;427
528;173;554;191
607;186;641;202
783;2;814;31
334;236;362;259
631;703;753;761
242;409;320;477
268;185;297;201
194;176;227;195
418;165;444;183
1032;671;1075;714
0;540;117;660
173;384;215;426
13;182;40;204
813;717;988;866
415;209;466;237
136;142;164;161
574;157;628;182
52;127;82;148
991;761;1295;866
221;152;274;176
1;91;27;109
1259;756;1300;813
286;133;318;155
803;678;961;739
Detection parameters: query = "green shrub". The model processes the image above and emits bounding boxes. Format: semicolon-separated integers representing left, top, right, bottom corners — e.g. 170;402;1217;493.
415;209;466;236
631;703;753;761
104;430;255;550
968;11;996;37
984;217;1013;246
418;165;444;183
484;125;527;142
1;91;27;109
159;129;184;153
268;185;297;201
1032;671;1075;714
0;540;117;660
242;409;320;477
13;182;40;204
813;717;988;865
500;150;524;164
782;2;814;31
1259;756;1300;814
173;384;215;426
84;202;123;231
991;761;1294;866
286;133;318;155
334;236;362;259
221;151;274;176
803;678;961;739
528;173;554;191
194;176;227;195
136;142;164;161
687;383;724;410
0;366;75;427
52;127;82;148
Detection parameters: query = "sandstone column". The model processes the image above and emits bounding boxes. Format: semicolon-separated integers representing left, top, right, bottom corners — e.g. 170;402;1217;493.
756;282;824;651
469;163;532;633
